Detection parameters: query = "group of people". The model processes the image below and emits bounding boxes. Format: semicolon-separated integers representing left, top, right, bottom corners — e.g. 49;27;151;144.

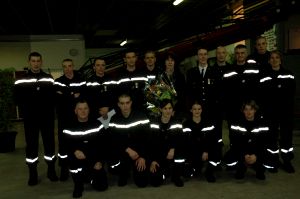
13;36;296;198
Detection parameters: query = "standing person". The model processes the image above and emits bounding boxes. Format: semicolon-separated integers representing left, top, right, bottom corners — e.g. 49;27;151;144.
259;50;296;173
108;93;151;187
149;99;186;187
160;51;186;116
142;50;161;79
115;49;147;111
63;99;108;198
86;57;115;119
54;58;85;181
182;100;220;183
14;52;58;186
248;36;271;70
186;47;221;159
225;100;269;180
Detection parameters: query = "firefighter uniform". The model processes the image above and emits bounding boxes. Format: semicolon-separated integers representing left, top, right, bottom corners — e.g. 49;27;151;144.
54;71;85;180
63;119;108;198
259;67;296;172
115;68;148;112
186;65;222;162
149;116;186;187
108;110;151;187
14;69;57;185
224;116;269;180
85;74;116;119
182;117;220;182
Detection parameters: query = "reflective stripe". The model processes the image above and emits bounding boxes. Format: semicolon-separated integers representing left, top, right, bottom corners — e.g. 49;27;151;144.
147;75;156;79
70;81;86;87
251;127;269;133
183;128;191;132
86;82;101;86
243;69;259;74
202;125;215;131
118;78;131;83
58;153;68;159
150;124;160;129
218;139;223;143
38;78;54;83
70;168;82;174
131;77;148;81
63;125;103;135
247;59;256;64
44;155;56;161
109;119;150;129
278;75;294;79
260;77;272;82
54;82;67;87
281;147;293;153
110;161;120;168
263;164;274;169
15;78;37;84
26;157;38;163
174;159;185;163
223;72;238;78
103;80;118;85
267;149;279;154
209;161;221;167
169;124;183;129
231;125;247;132
227;161;238;166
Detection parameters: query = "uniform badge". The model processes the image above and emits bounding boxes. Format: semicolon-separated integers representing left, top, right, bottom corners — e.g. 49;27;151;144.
37;87;40;90
242;79;245;83
278;84;281;88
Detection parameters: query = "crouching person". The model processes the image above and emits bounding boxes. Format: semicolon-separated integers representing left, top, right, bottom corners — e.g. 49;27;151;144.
225;100;268;180
108;93;151;188
182;100;220;183
63;98;108;198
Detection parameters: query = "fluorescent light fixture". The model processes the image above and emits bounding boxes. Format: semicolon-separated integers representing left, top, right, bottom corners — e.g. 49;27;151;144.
173;0;184;6
120;39;127;46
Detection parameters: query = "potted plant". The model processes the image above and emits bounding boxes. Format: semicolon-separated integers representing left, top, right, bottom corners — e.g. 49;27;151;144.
0;68;18;153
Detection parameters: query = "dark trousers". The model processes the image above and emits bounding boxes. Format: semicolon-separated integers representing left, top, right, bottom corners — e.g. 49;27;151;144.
24;115;55;164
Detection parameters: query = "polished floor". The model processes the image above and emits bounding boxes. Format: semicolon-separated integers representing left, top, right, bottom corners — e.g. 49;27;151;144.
0;121;299;199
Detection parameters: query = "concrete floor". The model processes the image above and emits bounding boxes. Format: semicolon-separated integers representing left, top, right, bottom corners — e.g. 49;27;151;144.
0;121;299;199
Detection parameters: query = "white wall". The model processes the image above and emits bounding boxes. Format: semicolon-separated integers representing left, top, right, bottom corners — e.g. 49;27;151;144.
0;35;86;71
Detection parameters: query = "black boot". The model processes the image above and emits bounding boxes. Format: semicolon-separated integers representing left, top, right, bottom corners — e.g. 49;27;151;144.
28;164;38;186
72;174;84;198
60;166;69;181
282;161;295;173
91;169;108;191
254;164;266;180
47;161;58;182
235;163;246;180
205;165;216;183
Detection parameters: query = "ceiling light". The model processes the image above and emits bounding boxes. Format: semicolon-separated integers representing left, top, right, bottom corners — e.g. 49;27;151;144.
120;39;127;46
173;0;184;6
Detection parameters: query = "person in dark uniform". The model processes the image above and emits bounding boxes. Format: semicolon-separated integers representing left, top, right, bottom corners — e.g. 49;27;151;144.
54;58;85;181
160;51;186;116
149;99;186;187
248;36;271;70
108;93;151;187
115;49;147;112
224;100;268;180
186;47;222;164
63;99;108;198
182;100;220;183
14;52;58;186
85;57;115;119
259;50;296;173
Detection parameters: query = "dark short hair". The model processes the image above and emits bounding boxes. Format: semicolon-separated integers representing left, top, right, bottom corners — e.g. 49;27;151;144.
234;44;247;51
28;52;42;61
62;58;73;64
93;57;105;65
241;100;259;112
159;99;173;109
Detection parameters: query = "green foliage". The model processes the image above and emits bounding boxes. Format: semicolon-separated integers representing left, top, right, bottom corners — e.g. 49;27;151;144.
0;68;15;132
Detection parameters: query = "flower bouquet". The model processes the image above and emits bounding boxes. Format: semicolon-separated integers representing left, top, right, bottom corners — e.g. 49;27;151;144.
144;73;177;117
